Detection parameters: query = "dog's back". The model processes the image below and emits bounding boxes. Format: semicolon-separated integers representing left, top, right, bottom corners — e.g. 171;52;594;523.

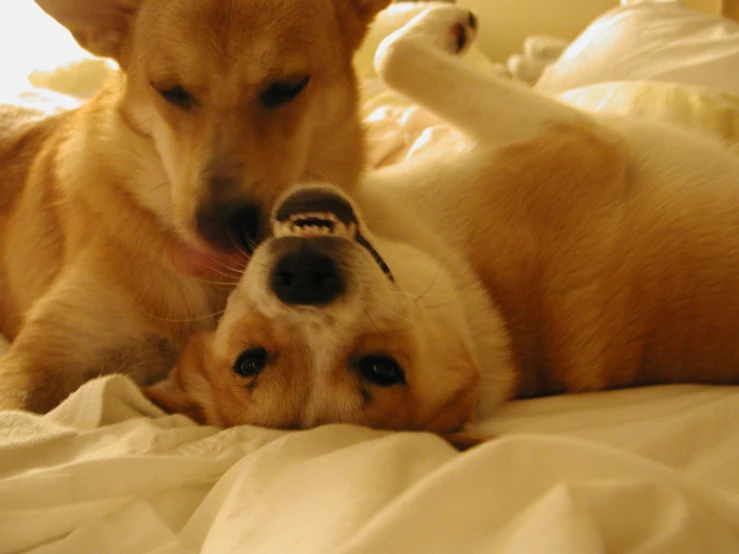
455;121;739;397
0;106;75;336
0;106;61;211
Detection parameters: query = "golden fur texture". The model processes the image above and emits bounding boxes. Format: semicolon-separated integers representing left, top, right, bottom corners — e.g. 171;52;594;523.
146;5;739;446
0;0;391;412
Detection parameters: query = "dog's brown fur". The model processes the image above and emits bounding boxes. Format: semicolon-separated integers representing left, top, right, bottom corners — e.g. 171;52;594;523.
143;5;739;450
0;0;391;412
460;125;739;397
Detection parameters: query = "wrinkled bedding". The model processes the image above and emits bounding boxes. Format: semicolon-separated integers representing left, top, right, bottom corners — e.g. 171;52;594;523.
1;376;738;553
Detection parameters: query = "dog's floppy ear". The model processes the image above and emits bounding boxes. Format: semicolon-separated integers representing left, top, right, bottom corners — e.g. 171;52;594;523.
142;332;215;425
35;0;144;60
333;0;393;50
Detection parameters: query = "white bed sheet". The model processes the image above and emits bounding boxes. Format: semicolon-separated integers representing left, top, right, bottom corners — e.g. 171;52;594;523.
1;375;738;553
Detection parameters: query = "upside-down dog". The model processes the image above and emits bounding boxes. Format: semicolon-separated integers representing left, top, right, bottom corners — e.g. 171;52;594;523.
0;0;392;412
146;4;739;442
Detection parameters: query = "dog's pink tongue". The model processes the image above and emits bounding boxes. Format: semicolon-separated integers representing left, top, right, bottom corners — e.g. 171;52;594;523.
169;244;248;280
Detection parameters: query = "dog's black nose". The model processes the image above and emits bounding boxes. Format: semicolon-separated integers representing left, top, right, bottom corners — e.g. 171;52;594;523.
271;241;344;305
196;202;260;254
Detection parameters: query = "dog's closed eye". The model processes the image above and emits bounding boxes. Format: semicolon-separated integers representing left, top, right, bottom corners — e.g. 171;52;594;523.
154;84;195;111
260;76;310;109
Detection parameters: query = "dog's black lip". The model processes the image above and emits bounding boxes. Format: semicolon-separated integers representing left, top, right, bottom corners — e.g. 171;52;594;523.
275;192;356;225
274;190;394;282
357;231;395;283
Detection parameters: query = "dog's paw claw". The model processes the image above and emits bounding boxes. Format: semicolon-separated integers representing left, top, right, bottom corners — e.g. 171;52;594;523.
420;6;477;55
374;6;479;81
450;10;479;53
468;11;478;32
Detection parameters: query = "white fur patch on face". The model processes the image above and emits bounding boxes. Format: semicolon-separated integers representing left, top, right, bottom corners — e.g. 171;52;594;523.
300;322;359;427
122;103;179;229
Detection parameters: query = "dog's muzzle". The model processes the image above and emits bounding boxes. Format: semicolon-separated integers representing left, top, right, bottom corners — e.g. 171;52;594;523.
270;187;394;306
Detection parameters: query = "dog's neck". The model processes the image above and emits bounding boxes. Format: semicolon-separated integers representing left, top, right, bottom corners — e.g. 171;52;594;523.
354;168;517;416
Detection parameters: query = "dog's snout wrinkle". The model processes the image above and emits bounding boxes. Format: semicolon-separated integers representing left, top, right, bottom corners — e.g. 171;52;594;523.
270;239;344;306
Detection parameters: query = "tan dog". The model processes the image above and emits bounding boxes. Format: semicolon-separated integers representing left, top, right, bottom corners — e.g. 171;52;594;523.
0;0;392;412
146;5;739;441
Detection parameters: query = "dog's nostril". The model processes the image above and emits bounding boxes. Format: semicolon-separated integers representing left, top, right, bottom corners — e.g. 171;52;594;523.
196;203;261;254
271;244;344;306
275;270;295;288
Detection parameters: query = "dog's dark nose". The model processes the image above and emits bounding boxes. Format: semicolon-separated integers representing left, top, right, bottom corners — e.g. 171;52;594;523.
196;202;260;254
271;241;344;305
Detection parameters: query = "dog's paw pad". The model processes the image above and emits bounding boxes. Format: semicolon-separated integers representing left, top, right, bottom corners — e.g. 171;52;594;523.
455;11;478;54
452;17;475;54
468;11;478;32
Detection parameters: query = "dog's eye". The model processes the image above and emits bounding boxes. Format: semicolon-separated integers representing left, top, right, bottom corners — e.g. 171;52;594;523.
234;347;269;378
156;85;194;111
356;354;406;388
260;76;310;109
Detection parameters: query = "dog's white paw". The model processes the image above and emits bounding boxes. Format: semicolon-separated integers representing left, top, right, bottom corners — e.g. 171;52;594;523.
385;5;479;57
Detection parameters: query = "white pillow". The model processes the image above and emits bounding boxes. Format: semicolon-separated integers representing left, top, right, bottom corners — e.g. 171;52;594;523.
535;1;739;96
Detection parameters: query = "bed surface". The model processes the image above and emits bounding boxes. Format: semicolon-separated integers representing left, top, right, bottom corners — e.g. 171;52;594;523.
2;376;739;553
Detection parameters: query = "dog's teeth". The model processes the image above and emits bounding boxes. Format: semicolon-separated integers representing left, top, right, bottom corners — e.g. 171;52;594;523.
276;211;356;239
273;220;291;238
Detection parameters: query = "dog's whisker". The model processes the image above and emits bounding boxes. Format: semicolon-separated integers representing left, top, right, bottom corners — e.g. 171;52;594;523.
374;302;450;332
204;247;248;275
363;308;404;350
412;254;453;305
391;289;459;299
153;309;226;323
303;169;337;185
227;229;253;261
196;263;242;280
190;278;241;286
360;399;405;430
150;181;169;192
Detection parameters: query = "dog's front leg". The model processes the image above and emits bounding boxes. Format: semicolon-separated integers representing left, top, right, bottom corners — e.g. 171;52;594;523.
374;5;592;146
0;263;181;412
